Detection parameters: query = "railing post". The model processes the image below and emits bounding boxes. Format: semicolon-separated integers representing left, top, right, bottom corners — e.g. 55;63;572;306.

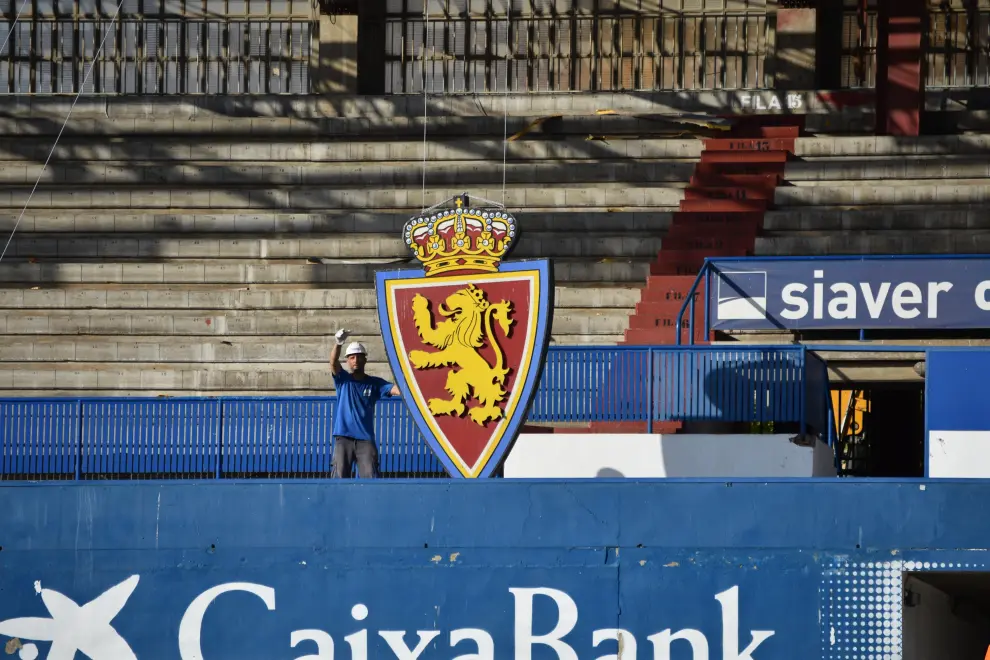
799;346;807;437
647;347;654;434
215;399;223;480
74;399;83;481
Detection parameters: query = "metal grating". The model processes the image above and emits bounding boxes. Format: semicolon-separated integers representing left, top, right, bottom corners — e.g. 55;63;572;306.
385;0;773;93
925;2;990;89
0;0;314;94
840;0;877;89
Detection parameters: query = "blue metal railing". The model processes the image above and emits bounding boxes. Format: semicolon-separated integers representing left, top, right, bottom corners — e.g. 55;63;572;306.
0;345;824;481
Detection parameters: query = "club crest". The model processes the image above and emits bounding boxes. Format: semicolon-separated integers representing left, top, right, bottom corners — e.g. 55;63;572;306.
375;194;553;478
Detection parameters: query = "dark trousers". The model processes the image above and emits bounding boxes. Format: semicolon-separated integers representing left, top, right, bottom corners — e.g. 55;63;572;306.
331;436;380;479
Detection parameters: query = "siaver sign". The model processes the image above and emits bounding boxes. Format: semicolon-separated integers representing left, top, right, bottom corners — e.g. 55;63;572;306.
708;256;990;331
0;576;775;660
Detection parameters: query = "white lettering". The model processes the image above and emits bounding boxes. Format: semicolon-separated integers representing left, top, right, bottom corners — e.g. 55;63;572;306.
827;283;857;320
715;587;774;660
927;281;952;318
813;270;824;319
768;96;781;111
291;630;334;660
860;283;891;319
451;629;495;660
380;631;441;659
781;283;809;320
593;628;637;660
787;93;804;110
754;96;766;111
345;603;369;660
510;587;578;660
976;280;990;311
648;628;709;660
178;582;275;660
739;94;752;108
892;282;923;319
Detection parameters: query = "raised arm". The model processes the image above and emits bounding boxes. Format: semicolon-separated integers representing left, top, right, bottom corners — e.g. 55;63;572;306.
329;329;349;376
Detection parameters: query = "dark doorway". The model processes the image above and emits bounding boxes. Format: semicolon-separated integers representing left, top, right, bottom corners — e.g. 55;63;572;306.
903;571;990;660
833;383;925;477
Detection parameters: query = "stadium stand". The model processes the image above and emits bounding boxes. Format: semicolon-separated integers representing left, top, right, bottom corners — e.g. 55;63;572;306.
762;136;990;256
0;96;710;397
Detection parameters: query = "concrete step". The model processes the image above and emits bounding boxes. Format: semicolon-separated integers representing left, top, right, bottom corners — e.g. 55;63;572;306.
0;258;651;285
2;233;666;260
0;138;703;163
793;134;990;157
755;230;990;256
0;333;626;363
763;205;990;231
1;210;673;234
0;160;698;187
0;285;641;311
774;181;990;206
0;91;777;122
0;184;686;211
0;115;710;139
0;308;632;337
0;361;389;393
783;157;990;182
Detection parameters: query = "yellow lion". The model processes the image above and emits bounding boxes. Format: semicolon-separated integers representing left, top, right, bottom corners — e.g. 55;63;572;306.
408;284;514;426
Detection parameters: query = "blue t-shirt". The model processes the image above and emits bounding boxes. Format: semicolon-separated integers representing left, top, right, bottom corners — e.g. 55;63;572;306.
332;370;394;443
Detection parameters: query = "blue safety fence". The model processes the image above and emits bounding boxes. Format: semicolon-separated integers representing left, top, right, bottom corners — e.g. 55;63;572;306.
0;345;827;481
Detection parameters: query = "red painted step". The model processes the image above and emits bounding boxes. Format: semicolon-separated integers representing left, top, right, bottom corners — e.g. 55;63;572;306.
694;161;786;178
660;233;755;252
627;313;705;331
716;119;802;138
650;249;751;276
665;219;761;238
624;327;708;345
678;198;767;213
633;299;704;317
699;151;789;164
703;137;797;153
684;186;772;201
689;173;781;189
638;275;702;303
670;211;765;225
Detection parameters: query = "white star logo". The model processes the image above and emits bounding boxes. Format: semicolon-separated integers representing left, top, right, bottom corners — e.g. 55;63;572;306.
0;576;139;660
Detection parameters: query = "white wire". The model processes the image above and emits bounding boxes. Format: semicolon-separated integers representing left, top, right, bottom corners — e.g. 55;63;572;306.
501;11;509;205
420;3;429;212
0;0;31;56
0;0;124;264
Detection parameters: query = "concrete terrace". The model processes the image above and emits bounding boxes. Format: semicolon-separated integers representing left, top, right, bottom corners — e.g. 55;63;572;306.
0;94;702;397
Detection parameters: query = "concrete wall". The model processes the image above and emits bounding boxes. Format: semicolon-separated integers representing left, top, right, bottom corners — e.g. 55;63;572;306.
902;575;989;660
2;481;990;660
504;433;837;478
927;349;990;478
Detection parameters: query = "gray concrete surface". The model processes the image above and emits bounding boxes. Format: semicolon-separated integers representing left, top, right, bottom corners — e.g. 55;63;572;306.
0;138;703;162
2;233;664;260
0;211;673;234
0;184;684;211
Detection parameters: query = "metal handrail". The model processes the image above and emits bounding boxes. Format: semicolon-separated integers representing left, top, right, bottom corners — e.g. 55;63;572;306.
675;258;712;346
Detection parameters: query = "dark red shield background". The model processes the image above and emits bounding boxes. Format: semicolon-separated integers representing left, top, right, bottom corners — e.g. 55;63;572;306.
392;277;534;470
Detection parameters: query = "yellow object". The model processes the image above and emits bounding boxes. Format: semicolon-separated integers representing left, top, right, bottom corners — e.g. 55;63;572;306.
408;285;514;426
404;196;515;276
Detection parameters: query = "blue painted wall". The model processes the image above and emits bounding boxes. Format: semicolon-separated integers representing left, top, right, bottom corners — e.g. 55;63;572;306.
927;348;990;431
1;480;988;660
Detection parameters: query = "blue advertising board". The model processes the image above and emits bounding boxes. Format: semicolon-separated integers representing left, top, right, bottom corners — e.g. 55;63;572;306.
1;480;990;660
707;256;990;331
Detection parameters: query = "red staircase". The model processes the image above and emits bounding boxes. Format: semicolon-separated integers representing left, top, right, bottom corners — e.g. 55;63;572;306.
583;119;802;434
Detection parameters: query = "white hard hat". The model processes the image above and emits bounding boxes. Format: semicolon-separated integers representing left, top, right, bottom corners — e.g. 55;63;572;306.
344;341;368;357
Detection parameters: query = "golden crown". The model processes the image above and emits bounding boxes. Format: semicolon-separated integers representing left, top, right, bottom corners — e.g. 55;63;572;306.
403;195;518;277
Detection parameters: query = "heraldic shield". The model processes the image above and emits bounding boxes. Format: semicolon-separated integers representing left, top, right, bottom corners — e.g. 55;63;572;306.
375;194;554;478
